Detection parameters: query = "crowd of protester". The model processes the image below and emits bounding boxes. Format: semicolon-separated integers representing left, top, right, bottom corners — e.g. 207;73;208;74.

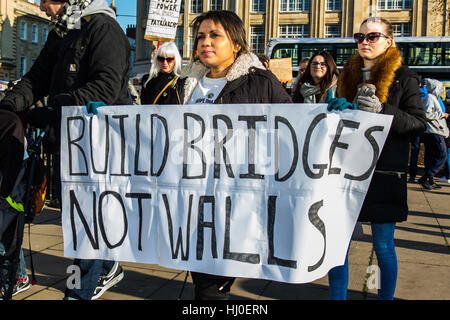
0;1;446;301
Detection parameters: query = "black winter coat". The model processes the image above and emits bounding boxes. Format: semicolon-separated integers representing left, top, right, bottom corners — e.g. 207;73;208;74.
338;48;427;223
140;72;176;105
1;13;131;114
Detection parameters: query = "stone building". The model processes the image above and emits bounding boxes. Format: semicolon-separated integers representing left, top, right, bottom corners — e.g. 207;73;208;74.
134;0;450;74
0;0;50;82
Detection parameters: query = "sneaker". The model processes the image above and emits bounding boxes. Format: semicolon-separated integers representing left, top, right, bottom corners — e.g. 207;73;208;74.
430;178;442;189
1;275;32;298
13;275;31;296
418;176;434;190
91;262;124;300
437;177;450;183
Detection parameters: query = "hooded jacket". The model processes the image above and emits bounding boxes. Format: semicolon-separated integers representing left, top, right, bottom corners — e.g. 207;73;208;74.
164;52;292;105
422;78;449;137
337;47;427;223
1;0;130;113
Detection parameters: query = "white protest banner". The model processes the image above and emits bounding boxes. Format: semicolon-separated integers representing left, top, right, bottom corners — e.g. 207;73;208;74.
60;104;393;284
144;0;182;42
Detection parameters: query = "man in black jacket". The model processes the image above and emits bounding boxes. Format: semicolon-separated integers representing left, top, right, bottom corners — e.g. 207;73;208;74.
0;0;130;300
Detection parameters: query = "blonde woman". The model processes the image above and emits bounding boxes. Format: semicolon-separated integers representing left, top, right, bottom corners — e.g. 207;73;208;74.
140;42;182;104
327;16;427;300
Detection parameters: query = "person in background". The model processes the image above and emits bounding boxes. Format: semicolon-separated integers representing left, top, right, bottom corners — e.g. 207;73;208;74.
0;0;130;300
408;134;422;183
326;16;426;300
292;51;338;103
140;42;182;105
417;78;449;189
438;88;450;183
291;57;310;94
164;10;292;300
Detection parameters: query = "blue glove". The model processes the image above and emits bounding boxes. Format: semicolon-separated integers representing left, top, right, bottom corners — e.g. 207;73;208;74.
86;101;107;115
324;89;334;103
326;96;357;112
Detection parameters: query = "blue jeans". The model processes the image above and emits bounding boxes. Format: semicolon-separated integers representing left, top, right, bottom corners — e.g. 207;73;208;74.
64;259;114;300
423;134;447;178
0;245;27;280
409;135;421;179
54;155;117;300
443;148;450;179
328;223;397;300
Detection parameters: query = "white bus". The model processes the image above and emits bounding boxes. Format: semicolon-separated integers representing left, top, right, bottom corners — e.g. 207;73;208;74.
266;36;450;83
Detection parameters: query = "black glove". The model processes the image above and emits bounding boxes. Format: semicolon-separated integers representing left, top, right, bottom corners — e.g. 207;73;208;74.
25;107;58;129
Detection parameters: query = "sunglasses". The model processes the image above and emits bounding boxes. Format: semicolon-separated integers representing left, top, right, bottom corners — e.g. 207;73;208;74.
157;56;175;63
353;32;390;44
311;61;328;67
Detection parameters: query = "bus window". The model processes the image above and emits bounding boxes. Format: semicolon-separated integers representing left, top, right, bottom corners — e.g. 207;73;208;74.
300;45;333;61
407;43;429;65
335;45;357;66
430;43;443;66
271;44;298;66
445;43;450;66
407;42;444;66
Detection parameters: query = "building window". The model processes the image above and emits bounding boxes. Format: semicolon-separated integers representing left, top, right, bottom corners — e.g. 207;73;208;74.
378;0;412;10
20;21;27;40
250;26;265;54
190;0;203;13
20;57;27;78
175;27;184;57
392;23;412;36
31;24;38;43
42;27;48;44
326;0;342;11
251;0;266;12
209;0;222;11
325;24;341;37
279;24;310;38
279;0;311;12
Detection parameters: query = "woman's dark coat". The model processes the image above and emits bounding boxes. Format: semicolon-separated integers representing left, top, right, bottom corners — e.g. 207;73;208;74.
140;72;176;105
338;47;427;222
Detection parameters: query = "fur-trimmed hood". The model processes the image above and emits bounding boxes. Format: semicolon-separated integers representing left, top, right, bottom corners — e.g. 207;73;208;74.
178;52;266;104
337;47;403;104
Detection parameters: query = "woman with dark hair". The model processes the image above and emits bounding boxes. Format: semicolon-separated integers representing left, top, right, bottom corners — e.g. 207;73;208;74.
164;10;292;300
292;51;339;103
327;16;427;300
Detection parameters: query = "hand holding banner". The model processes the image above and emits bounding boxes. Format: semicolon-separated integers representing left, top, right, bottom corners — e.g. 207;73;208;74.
60;104;392;284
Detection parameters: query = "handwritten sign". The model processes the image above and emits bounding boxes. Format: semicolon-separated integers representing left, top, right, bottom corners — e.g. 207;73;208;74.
144;0;182;42
269;58;293;84
60;104;392;283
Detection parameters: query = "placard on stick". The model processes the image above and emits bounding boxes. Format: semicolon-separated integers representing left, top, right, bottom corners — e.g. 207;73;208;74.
144;0;182;42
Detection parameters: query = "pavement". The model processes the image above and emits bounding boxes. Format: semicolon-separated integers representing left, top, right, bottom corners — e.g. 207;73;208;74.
7;178;450;301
